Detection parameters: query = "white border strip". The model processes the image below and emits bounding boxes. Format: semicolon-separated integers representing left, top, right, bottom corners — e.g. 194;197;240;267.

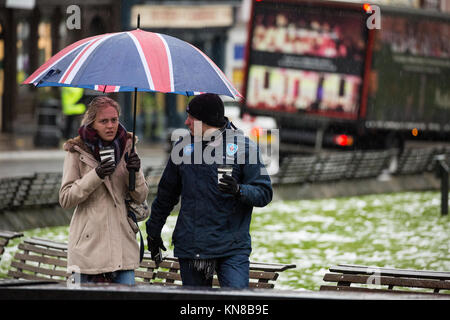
61;33;117;85
189;44;240;99
156;33;175;92
28;39;96;85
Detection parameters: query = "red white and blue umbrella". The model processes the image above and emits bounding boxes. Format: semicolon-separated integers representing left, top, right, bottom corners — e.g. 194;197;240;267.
23;27;241;190
23;29;241;99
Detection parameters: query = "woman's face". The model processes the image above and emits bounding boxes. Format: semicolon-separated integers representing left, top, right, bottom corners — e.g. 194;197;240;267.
92;105;119;142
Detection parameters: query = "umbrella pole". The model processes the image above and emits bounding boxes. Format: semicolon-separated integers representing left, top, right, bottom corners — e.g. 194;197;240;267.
129;14;140;191
129;87;137;191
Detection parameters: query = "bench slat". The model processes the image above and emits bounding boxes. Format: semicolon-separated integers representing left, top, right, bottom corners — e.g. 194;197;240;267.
134;270;155;281
208;279;274;289
0;231;24;239
9;261;68;278
157;260;180;270
7;270;65;283
26;237;68;251
13;252;67;268
18;243;67;258
156;271;182;281
320;285;446;296
249;262;296;272
323;273;450;290
139;260;157;269
331;264;450;281
250;282;274;289
249;271;278;281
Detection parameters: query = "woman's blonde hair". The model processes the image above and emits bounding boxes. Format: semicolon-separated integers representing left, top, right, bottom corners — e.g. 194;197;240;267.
81;96;121;127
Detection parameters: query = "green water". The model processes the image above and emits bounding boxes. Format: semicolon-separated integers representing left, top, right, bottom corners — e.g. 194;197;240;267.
1;191;449;291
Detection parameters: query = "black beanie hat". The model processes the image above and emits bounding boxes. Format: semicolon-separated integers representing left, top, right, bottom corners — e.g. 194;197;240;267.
186;93;226;127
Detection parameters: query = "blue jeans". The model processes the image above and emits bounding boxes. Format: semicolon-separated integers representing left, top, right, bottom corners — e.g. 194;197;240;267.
179;254;249;289
79;270;135;285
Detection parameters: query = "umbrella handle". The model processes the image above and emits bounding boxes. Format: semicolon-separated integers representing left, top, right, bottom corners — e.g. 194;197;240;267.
129;169;136;191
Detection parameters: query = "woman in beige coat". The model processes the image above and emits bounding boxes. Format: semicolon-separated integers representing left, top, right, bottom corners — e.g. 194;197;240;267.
59;96;148;285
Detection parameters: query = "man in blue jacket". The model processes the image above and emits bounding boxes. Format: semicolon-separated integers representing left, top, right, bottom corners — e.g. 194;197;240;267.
146;93;273;288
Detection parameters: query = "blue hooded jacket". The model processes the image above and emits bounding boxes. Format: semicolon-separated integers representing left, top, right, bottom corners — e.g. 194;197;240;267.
146;121;273;259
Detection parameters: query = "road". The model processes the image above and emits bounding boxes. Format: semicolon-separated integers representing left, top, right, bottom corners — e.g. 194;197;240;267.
0;145;168;178
2;139;449;178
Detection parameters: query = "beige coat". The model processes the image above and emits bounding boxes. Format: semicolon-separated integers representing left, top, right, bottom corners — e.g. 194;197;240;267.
59;134;149;274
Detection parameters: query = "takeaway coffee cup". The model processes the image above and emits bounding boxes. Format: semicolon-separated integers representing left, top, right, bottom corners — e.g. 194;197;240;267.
217;164;233;185
99;147;115;166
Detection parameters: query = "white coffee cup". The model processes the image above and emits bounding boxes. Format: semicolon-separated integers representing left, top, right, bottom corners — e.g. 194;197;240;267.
99;147;115;166
217;165;233;184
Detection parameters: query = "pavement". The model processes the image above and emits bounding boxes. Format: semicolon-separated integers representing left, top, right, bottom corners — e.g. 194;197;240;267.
0;133;168;178
0;279;448;300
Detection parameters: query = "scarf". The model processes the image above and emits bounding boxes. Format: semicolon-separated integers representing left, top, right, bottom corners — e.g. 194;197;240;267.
78;123;128;164
189;259;217;280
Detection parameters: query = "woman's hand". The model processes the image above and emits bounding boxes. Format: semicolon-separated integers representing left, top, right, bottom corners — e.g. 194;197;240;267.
126;152;141;172
95;157;115;179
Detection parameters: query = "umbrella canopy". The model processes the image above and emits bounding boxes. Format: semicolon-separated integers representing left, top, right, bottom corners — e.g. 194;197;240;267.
23;29;241;99
23;28;241;191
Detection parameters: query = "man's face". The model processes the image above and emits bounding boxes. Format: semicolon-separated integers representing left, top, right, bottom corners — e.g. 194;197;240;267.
185;113;203;136
92;105;119;142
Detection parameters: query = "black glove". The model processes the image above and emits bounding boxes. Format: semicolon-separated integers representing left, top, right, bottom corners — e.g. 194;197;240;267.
95;157;115;179
218;174;240;196
147;235;167;264
125;151;141;172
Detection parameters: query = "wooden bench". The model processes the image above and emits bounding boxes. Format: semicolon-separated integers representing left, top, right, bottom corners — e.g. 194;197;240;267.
143;165;165;196
0;176;32;212
394;147;437;175
7;237;296;288
320;264;450;296
311;153;355;182
0;230;23;261
348;150;392;179
0;168;160;212
22;173;62;207
137;255;296;288
0;173;62;212
7;237;69;282
273;150;394;185
273;155;317;185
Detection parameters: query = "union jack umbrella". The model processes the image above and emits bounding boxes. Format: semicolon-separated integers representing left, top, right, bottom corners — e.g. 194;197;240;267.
23;29;241;98
23;26;241;189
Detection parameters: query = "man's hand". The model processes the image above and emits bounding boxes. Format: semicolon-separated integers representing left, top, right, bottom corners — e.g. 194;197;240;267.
95;157;115;179
218;174;240;196
147;235;167;264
